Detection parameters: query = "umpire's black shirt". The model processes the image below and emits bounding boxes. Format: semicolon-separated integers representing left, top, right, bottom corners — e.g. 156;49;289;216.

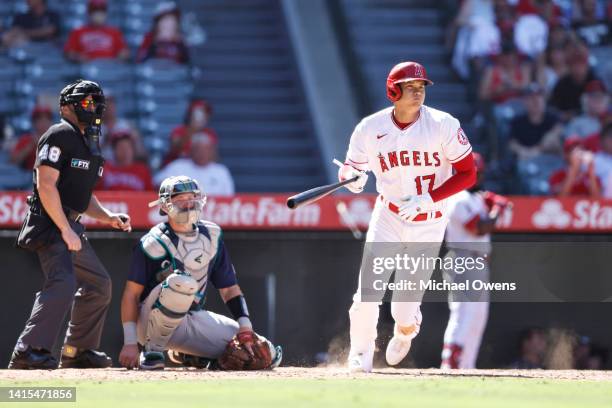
34;118;104;213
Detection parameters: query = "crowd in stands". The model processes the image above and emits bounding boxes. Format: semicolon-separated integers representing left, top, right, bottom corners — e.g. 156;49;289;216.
449;0;612;197
0;0;233;195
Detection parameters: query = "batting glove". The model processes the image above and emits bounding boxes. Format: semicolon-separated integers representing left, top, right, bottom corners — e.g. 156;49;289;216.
398;193;434;221
339;164;368;194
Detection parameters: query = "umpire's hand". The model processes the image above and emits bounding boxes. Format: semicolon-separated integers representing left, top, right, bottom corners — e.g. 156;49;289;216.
109;213;132;232
61;227;82;251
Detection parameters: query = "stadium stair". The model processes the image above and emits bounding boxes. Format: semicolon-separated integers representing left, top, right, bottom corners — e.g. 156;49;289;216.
180;0;326;192
336;0;471;123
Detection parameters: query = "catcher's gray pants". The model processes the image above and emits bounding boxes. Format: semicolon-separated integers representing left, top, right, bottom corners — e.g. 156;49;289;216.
17;236;111;352
137;283;239;358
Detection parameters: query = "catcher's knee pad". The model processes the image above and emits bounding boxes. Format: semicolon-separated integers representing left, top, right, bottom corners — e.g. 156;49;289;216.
146;272;198;351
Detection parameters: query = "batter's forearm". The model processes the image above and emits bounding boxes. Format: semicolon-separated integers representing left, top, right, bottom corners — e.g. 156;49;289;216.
430;154;477;202
38;183;71;232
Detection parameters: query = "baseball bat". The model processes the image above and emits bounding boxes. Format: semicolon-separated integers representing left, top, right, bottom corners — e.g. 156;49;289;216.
287;176;359;209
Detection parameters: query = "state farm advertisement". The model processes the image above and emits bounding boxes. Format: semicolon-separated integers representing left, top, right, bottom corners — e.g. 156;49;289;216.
0;191;610;232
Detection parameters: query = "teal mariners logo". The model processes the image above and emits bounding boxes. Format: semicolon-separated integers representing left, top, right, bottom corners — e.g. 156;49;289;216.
71;158;90;170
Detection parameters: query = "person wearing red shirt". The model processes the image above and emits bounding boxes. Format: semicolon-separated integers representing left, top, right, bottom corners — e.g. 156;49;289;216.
64;0;129;62
136;2;189;64
10;105;53;170
549;138;600;196
97;130;153;191
163;99;216;165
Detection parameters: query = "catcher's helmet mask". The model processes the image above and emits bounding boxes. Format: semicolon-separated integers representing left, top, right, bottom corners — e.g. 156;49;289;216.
60;79;106;126
386;61;433;103
149;176;207;225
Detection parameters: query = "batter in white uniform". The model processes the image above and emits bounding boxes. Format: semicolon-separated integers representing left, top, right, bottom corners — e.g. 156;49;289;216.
339;61;477;372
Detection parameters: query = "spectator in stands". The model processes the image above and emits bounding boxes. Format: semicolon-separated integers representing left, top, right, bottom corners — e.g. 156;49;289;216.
97;129;153;191
101;93;147;161
10;105;53;170
163;99;216;165
572;0;611;47
64;0;129;63
449;0;500;81
136;2;189;64
509;327;547;369
549;46;599;120
154;132;234;196
1;0;60;48
509;84;563;160
549;138;601;196
536;45;569;94
515;0;563;26
478;42;531;108
591;122;612;198
564;80;610;142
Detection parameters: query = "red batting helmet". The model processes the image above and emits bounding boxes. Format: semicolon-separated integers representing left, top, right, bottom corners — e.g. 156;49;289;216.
386;61;433;102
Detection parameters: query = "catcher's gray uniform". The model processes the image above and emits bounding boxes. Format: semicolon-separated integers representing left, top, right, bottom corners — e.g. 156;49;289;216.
128;221;239;358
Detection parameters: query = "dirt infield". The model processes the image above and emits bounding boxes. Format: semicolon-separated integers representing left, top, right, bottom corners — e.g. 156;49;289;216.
2;367;612;382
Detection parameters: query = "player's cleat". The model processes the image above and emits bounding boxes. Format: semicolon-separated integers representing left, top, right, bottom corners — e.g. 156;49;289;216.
347;349;373;373
385;335;413;366
139;351;165;370
167;350;214;369
270;345;283;369
60;346;112;369
440;343;463;369
8;346;58;370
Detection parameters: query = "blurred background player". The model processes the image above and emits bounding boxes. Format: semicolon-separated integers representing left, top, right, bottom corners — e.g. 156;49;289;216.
339;61;476;373
440;152;511;369
118;176;280;370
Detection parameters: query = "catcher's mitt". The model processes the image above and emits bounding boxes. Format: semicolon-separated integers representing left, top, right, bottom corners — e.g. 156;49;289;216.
218;331;273;370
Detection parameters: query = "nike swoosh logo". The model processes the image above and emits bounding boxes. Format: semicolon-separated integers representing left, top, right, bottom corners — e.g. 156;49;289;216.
376;133;387;139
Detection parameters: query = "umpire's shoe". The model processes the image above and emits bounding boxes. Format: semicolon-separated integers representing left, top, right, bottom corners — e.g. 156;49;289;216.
60;345;112;368
8;346;58;370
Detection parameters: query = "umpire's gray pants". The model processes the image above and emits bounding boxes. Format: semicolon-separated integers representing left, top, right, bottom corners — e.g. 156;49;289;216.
18;235;111;352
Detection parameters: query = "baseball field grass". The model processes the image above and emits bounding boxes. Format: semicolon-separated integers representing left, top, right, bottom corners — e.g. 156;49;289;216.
2;368;612;408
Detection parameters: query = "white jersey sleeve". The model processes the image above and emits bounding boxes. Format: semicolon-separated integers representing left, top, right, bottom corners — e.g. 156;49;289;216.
345;120;370;172
449;198;476;226
441;117;472;164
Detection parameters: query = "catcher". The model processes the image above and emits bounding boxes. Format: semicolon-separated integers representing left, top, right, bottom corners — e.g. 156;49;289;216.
118;175;282;370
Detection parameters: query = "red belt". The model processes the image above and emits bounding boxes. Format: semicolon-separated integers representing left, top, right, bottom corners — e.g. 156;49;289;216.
380;195;442;222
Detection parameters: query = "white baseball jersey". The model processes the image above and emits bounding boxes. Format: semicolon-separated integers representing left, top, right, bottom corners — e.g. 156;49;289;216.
345;105;472;216
445;190;492;254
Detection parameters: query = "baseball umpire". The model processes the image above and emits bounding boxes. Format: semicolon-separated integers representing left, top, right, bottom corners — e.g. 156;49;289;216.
118;175;282;370
9;79;131;369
